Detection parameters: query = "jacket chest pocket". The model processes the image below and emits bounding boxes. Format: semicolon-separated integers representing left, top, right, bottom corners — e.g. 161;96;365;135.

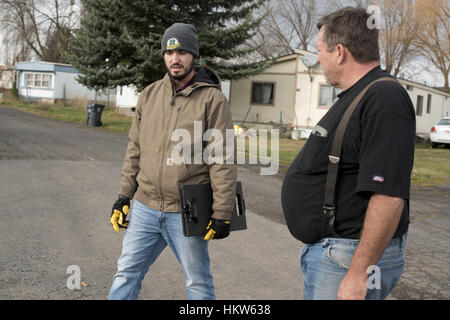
296;134;330;174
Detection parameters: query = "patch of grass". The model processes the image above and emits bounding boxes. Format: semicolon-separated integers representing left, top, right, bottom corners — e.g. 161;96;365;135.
411;143;450;187
1;95;132;134
240;134;449;187
278;138;306;165
238;135;305;166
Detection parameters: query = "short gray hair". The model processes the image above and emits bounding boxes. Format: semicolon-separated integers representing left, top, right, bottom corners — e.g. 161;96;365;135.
317;7;380;63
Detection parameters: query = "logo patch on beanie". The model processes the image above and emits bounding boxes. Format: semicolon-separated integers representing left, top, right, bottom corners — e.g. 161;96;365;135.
166;38;180;50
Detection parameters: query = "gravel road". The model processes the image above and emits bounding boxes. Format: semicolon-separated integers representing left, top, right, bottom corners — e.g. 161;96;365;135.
0;106;448;300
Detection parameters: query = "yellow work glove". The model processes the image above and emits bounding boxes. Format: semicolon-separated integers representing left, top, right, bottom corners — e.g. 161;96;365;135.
110;196;130;232
202;218;230;240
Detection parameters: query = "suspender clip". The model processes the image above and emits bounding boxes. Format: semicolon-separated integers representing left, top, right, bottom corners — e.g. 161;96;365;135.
323;204;336;219
329;155;340;164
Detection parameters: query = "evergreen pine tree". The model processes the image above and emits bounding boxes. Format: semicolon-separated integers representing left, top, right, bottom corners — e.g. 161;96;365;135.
66;0;271;91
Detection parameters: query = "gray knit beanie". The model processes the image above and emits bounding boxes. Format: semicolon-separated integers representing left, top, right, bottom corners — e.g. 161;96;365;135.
161;23;199;57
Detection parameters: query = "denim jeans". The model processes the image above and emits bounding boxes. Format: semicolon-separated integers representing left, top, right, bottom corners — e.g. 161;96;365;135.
300;233;407;300
108;200;215;300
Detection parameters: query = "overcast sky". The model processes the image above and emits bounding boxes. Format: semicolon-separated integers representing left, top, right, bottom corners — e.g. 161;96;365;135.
0;3;445;89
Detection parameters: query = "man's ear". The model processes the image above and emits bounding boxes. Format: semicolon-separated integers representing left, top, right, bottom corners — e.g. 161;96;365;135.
335;44;346;65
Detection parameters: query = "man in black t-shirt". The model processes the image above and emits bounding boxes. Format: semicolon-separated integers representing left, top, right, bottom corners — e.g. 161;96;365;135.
281;7;415;300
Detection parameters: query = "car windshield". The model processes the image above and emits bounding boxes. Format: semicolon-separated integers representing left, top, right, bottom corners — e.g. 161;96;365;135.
437;119;450;126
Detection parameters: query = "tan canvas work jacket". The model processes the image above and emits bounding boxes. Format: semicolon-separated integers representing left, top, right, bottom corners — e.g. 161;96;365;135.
119;66;237;220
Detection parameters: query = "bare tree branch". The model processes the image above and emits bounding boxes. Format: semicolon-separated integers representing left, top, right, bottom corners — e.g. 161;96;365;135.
0;0;80;64
414;0;449;90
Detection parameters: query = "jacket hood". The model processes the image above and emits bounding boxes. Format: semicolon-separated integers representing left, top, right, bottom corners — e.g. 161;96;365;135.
192;66;221;89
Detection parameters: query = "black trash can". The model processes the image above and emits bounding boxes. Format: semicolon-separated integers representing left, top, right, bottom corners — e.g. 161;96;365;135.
86;103;105;127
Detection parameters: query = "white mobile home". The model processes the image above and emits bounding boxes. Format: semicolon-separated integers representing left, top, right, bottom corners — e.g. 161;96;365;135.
116;85;140;115
229;49;450;136
16;61;116;104
398;79;450;134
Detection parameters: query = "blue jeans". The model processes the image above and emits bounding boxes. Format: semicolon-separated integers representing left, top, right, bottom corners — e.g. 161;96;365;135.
300;233;407;300
108;200;215;300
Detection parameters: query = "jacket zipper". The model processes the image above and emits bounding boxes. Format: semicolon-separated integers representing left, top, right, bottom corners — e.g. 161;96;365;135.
158;89;177;211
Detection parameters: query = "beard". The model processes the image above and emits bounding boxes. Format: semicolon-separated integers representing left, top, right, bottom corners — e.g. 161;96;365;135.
165;60;195;82
322;66;340;88
323;72;339;88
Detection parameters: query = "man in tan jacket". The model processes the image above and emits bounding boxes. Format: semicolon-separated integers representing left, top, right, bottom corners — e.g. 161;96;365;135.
108;23;237;300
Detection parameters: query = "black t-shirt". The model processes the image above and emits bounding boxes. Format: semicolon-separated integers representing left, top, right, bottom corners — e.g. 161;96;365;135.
281;66;416;244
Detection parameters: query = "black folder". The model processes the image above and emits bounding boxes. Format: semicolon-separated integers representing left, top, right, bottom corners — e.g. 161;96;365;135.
179;181;247;237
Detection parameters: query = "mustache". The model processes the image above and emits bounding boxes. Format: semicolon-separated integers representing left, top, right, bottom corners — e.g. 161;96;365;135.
170;63;184;68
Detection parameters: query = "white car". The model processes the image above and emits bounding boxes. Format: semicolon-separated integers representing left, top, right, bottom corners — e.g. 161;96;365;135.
430;117;450;148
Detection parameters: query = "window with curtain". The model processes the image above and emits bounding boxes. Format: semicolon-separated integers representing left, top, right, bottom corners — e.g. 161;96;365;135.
426;94;432;114
319;84;341;108
416;95;423;116
251;82;275;105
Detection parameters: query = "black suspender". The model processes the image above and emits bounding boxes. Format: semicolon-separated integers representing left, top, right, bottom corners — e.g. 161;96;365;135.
323;77;399;237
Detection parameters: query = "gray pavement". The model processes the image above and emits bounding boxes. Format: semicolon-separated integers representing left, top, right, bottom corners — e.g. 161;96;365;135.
0;159;301;299
0;106;301;300
0;106;449;300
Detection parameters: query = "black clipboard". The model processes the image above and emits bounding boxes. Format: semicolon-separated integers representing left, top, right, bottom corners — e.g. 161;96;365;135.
179;181;247;237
